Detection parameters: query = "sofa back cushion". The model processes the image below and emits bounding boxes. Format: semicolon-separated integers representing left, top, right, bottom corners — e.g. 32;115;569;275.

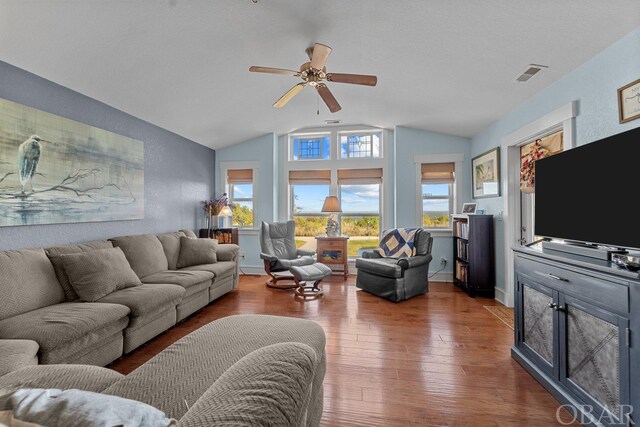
45;240;114;301
0;249;64;321
60;247;142;302
156;231;186;270
110;235;169;278
176;237;218;268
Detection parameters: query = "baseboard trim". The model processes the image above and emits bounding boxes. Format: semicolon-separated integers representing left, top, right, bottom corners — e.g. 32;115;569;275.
494;287;508;306
239;265;265;275
430;271;453;282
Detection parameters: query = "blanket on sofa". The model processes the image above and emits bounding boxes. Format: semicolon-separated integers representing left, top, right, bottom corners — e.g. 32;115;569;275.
376;228;419;258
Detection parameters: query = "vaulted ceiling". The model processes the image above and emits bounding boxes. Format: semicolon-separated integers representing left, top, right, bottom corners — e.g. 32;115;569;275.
0;1;638;149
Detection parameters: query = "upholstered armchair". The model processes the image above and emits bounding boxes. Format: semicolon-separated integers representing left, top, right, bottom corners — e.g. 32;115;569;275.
355;228;433;302
260;220;316;288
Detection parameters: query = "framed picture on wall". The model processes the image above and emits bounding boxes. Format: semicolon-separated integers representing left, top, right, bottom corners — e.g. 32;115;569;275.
472;147;501;199
618;78;640;123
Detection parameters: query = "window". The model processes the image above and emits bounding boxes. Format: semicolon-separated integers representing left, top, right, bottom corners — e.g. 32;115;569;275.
339;131;381;158
291;134;330;160
227;169;254;227
289;170;331;248
421;163;454;228
338;168;382;257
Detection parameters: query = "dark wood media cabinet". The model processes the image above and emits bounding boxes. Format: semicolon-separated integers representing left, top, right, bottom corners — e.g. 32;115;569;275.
513;245;639;426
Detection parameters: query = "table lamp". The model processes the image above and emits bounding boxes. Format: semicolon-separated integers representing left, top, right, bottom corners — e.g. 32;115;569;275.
321;196;341;237
219;205;233;228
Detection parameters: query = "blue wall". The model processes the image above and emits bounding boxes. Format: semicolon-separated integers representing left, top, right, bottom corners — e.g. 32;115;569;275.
394;126;472;276
215;133;278;268
471;27;640;293
0;61;216;250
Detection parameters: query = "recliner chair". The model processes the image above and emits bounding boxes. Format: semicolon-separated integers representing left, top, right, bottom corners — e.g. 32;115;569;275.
355;228;433;302
260;220;316;288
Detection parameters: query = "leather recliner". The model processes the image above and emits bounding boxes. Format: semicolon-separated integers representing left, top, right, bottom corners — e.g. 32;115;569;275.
355;228;433;302
259;220;316;289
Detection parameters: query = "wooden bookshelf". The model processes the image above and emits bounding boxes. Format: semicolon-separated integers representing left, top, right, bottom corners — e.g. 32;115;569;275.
451;214;495;298
198;228;239;244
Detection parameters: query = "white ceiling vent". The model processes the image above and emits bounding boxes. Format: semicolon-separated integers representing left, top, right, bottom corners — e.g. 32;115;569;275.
324;119;342;125
515;64;548;82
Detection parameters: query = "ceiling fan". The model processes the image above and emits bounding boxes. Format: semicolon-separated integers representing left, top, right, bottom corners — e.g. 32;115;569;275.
249;43;377;113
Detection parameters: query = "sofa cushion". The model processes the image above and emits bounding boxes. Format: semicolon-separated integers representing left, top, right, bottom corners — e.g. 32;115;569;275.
44;240;114;301
0;388;176;427
0;340;39;378
156;232;186;270
176;237;218;268
180;261;235;280
110;235;169;278
179;229;198;238
96;284;184;323
140;271;213;298
355;257;403;278
0;303;130;365
0;249;64;321
60;247;142;302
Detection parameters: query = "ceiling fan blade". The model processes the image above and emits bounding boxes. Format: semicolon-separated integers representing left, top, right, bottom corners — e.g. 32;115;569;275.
316;83;341;113
326;73;377;86
249;66;300;76
310;43;332;70
273;83;306;108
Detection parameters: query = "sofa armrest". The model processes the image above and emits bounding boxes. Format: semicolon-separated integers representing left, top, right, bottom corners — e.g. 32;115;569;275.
362;249;382;259
296;249;316;258
0;340;39;378
216;244;239;262
178;342;317;426
397;254;432;270
260;252;278;262
0;364;123;393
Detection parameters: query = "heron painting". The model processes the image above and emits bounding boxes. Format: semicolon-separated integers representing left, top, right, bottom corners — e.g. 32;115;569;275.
0;97;144;227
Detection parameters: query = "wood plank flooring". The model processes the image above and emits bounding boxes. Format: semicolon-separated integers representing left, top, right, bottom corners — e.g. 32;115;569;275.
109;276;578;426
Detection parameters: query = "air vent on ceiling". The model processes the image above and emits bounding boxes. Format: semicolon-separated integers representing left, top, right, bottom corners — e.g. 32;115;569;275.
515;64;548;82
324;119;342;125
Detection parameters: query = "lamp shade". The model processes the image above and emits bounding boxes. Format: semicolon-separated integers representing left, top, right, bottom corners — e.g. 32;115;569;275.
321;196;341;213
219;206;233;216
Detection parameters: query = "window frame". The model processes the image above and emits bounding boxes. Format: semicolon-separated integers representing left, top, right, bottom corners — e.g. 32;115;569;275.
421;181;454;230
414;154;465;236
220;161;259;231
338;130;383;159
289;133;331;161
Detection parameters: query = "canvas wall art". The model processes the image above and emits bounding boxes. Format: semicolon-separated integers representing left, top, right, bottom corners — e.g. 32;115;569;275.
472;147;500;199
0;97;144;227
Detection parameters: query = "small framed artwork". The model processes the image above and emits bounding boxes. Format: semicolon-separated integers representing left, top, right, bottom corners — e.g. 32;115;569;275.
462;203;477;214
618;78;640;123
472;147;501;199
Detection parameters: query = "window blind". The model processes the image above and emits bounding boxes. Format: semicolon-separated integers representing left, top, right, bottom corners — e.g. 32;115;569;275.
421;163;454;183
288;169;331;184
227;169;253;184
337;168;383;184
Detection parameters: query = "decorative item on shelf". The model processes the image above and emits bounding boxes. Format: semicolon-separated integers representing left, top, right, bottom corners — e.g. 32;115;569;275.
472;147;501;199
202;193;235;233
461;203;477;214
618;78;640;124
321;196;341;237
218;205;233;228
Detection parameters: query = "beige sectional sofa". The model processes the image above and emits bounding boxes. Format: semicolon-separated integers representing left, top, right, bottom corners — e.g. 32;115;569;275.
0;230;240;367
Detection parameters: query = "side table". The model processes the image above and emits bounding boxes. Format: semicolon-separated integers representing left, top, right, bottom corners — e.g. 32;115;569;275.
315;235;349;277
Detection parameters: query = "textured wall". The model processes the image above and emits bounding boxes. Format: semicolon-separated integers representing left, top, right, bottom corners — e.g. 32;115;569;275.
0;60;215;250
471;27;640;293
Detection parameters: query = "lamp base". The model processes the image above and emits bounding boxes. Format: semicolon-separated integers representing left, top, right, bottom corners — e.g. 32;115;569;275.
326;215;339;237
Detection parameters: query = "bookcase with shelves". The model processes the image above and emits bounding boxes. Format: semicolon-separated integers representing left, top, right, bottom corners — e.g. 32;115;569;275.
452;214;495;297
198;227;239;244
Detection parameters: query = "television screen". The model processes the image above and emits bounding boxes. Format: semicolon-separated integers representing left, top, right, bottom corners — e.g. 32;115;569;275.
535;126;640;250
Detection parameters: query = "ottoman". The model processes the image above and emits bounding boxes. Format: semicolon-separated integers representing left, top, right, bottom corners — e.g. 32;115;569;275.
290;263;332;300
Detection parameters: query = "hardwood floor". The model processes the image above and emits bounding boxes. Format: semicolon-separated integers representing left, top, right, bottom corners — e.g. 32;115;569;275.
109;275;578;426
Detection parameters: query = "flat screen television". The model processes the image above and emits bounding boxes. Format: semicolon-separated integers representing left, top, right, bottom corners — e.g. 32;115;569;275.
535;126;640;250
